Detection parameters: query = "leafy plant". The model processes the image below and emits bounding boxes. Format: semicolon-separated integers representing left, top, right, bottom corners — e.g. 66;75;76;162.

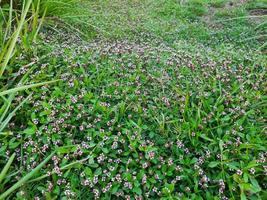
0;0;266;199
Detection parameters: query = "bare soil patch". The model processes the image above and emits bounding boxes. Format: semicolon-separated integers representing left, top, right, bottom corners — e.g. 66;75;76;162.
249;9;267;16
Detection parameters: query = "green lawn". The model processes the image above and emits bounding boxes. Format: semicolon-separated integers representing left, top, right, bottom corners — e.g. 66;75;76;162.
0;0;266;199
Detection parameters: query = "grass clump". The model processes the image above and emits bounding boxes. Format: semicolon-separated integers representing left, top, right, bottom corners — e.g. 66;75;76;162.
245;0;267;10
153;0;208;21
209;0;227;8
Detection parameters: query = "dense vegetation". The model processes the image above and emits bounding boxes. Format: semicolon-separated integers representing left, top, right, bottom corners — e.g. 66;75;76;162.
0;0;266;199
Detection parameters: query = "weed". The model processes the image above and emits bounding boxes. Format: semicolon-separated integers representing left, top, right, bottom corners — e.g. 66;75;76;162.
0;0;266;199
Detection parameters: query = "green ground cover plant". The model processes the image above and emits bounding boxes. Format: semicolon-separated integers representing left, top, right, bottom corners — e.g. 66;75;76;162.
0;0;266;199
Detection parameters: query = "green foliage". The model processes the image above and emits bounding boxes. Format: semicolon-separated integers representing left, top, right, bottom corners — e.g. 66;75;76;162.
0;1;58;197
2;31;264;199
209;0;227;8
0;0;266;199
39;0;82;16
0;152;55;199
153;0;208;21
246;0;267;10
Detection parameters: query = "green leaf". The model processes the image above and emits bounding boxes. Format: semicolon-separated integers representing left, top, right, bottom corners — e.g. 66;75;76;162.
190;157;198;164
56;145;77;154
250;177;261;193
133;187;142;195
23;127;36;135
88;157;94;164
226;162;239;170
219;140;224;152
233;174;241;183
241;191;247;200
89;163;98;168
8;140;20;149
243;173;249;183
149;177;156;183
84;167;92;177
102;148;109;153
217;128;223;135
94;168;102;175
111;184;120;194
167;183;174;192
200;134;214;142
208;161;220;168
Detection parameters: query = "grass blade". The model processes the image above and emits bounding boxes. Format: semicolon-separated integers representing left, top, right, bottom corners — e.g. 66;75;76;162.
0;0;32;77
0;65;35;120
33;7;47;42
29;155;91;183
0;79;60;96
0;151;55;199
0;94;32;132
0;153;16;185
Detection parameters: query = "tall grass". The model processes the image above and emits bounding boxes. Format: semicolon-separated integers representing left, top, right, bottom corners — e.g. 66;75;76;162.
0;151;55;199
0;1;88;197
0;0;57;132
0;0;58;197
